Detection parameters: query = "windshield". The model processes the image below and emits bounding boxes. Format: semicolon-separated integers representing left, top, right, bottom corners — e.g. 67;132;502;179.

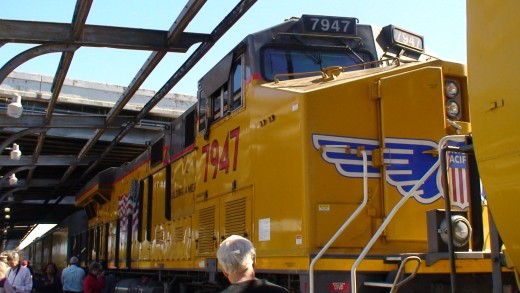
262;47;374;81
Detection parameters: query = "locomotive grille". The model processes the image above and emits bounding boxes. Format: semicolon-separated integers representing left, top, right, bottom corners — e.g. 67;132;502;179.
155;226;165;245
198;206;216;254
225;197;246;237
174;226;184;243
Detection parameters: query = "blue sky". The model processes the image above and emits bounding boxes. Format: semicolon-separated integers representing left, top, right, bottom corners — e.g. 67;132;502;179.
0;0;466;96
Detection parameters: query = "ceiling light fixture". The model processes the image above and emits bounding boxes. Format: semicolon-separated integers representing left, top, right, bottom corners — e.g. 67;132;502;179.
8;174;18;186
10;143;22;160
7;94;23;118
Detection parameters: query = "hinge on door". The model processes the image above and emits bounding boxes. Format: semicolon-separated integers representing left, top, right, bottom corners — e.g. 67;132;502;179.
371;80;381;100
371;148;385;167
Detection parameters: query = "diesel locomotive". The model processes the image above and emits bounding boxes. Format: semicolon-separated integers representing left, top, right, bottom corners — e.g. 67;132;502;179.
23;14;518;292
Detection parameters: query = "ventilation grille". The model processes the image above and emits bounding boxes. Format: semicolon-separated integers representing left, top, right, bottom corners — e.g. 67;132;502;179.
198;206;215;254
225;197;246;237
174;226;184;243
155;226;165;245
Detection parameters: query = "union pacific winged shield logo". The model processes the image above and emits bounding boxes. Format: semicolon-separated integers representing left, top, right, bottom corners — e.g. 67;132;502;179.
312;134;468;206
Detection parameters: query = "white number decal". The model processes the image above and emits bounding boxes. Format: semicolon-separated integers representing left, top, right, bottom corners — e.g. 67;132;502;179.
310;18;320;30
341;20;351;32
310;17;351;33
320;18;330;31
331;20;340;32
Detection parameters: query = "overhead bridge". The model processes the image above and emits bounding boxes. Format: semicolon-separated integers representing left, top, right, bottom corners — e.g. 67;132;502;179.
0;71;195;249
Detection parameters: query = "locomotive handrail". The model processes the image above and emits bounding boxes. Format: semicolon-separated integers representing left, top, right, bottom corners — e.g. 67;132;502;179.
273;57;400;83
309;149;369;293
363;256;422;292
350;135;465;293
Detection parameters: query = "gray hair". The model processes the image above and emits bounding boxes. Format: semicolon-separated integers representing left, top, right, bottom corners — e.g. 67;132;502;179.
217;235;255;275
69;256;79;264
88;261;102;272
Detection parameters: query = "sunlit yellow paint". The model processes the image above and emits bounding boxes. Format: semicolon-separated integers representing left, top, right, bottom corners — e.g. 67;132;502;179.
468;0;520;285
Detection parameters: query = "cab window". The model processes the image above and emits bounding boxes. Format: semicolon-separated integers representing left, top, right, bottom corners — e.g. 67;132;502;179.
231;59;242;111
198;89;207;133
198;54;244;131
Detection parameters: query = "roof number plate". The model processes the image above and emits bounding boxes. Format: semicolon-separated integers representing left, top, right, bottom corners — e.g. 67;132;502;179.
392;27;424;51
301;15;357;35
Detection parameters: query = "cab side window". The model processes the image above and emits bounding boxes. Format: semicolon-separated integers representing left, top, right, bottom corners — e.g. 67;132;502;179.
211;88;223;121
198;89;207;133
198;54;245;132
231;59;243;111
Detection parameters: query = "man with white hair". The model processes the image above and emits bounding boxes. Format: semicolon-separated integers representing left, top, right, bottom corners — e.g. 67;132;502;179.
61;256;85;293
217;235;288;293
5;252;33;293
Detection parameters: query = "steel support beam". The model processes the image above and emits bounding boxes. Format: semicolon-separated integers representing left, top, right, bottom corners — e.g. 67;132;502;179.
0;43;80;84
0;19;209;52
0;114;159;129
0;155;97;166
66;0;209;183
77;0;257;184
0;179;61;188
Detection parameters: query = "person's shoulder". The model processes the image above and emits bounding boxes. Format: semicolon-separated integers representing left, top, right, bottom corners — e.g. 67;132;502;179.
255;279;289;292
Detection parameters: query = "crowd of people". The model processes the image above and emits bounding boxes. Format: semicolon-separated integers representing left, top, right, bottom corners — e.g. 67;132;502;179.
0;235;290;293
0;253;107;293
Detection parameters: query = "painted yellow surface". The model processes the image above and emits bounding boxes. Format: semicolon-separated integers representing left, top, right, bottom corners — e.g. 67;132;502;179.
467;0;520;283
73;52;493;282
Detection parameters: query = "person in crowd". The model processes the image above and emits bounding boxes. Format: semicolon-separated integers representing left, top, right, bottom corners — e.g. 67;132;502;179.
0;254;9;278
216;235;289;293
82;262;105;293
34;263;62;293
20;261;33;277
5;252;33;293
61;257;84;293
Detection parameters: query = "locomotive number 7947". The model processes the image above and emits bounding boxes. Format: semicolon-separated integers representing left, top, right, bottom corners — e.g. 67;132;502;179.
201;127;240;182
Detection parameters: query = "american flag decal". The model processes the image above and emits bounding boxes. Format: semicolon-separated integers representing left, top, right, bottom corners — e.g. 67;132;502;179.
447;152;470;210
118;180;140;233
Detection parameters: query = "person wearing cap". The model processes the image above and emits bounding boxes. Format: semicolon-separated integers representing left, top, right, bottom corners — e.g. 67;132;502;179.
5;252;33;293
217;235;289;293
61;257;85;293
82;262;105;293
20;260;33;276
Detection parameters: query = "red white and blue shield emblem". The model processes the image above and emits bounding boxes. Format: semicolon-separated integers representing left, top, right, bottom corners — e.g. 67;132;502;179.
447;152;470;210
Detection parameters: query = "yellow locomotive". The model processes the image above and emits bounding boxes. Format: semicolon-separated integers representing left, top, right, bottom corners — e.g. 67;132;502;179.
468;0;520;290
26;15;517;292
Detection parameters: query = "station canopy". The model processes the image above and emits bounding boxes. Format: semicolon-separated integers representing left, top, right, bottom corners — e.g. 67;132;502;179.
0;0;257;250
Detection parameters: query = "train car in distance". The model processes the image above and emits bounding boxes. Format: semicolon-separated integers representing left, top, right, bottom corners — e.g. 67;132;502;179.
24;14;517;293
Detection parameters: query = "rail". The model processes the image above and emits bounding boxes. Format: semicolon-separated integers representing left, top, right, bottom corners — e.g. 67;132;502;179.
309;150;369;293
363;256;422;292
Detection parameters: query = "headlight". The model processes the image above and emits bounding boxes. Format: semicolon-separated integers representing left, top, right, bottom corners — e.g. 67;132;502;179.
445;80;459;98
439;215;472;248
446;100;460;118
